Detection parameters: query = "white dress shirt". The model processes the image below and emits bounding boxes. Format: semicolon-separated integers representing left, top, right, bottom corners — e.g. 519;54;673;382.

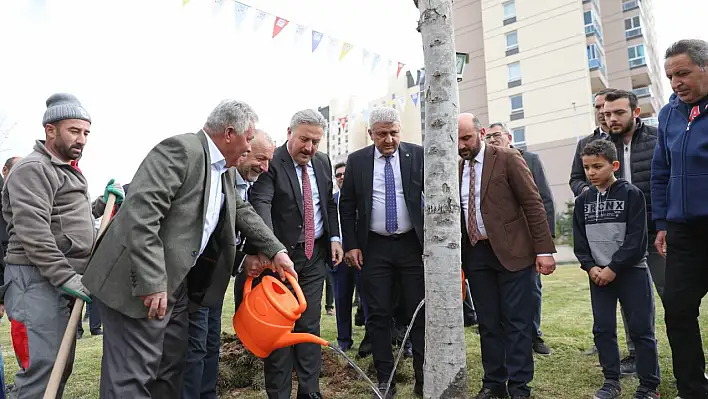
623;141;632;184
293;159;326;240
196;134;228;266
370;147;413;235
235;171;251;246
460;142;488;239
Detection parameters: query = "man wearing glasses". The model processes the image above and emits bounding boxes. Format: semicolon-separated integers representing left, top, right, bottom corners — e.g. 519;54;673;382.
485;122;555;356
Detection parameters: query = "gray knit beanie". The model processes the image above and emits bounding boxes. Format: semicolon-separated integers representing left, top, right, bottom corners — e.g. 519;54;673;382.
41;93;91;127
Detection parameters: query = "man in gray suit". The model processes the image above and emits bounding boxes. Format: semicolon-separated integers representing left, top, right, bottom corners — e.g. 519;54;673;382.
82;100;296;399
485;122;555;355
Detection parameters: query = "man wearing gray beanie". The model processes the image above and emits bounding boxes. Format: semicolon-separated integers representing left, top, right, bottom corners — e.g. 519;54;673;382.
1;93;124;398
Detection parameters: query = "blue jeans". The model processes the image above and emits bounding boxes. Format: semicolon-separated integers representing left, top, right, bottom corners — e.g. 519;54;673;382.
181;301;223;399
532;273;543;338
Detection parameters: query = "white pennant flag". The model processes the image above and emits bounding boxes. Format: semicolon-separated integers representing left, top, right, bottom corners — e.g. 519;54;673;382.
362;49;371;65
294;24;305;45
398;96;407;110
328;37;340;59
253;10;268;32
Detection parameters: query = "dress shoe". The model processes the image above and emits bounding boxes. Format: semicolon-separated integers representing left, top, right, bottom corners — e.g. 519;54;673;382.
374;383;396;399
91;329;103;336
474;387;509;399
620;353;636;376
414;381;423;397
297;393;323;399
532;337;551;355
511;396;530;399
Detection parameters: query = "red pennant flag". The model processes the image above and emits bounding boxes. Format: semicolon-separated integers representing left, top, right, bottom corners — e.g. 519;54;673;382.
396;62;405;78
272;17;289;38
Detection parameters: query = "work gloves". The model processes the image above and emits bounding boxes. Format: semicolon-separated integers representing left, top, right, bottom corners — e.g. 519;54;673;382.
104;178;125;204
60;274;92;303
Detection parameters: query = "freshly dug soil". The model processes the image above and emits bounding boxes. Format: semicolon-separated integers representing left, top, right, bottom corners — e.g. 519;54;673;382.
217;333;413;396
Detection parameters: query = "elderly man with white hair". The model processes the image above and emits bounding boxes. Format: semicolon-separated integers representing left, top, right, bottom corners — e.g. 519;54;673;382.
339;106;425;398
249;109;343;399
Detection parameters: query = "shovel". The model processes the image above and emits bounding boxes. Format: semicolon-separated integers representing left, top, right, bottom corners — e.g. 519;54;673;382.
43;193;117;399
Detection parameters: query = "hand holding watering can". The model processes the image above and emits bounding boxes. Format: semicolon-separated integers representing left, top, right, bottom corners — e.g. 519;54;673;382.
244;251;298;280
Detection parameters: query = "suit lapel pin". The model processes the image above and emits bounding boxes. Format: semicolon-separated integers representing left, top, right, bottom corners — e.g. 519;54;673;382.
406;153;410;157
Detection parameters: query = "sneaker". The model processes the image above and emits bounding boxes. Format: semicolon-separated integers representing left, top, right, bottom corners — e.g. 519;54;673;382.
620;354;637;376
633;386;660;399
532;337;552;355
593;380;621;399
473;387;509;399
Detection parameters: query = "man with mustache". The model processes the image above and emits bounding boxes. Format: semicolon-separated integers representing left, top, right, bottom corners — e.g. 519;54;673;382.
249;109;343;399
458;113;555;399
182;129;275;399
82;100;294;398
1;93;122;398
339;106;425;398
652;39;708;399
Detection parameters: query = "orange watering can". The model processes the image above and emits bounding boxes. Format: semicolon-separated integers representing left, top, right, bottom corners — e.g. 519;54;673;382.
234;272;328;358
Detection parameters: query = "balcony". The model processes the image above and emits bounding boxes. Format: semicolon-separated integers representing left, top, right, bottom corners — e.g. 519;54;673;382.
584;18;604;46
588;58;608;92
643;116;658;127
626;27;642;39
623;0;639;11
632;86;652;98
629;56;646;69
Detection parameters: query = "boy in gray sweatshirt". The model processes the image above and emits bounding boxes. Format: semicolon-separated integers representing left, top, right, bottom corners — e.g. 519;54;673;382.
1;93;123;398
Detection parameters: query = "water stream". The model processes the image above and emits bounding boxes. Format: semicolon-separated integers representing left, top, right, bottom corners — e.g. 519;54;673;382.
326;298;426;399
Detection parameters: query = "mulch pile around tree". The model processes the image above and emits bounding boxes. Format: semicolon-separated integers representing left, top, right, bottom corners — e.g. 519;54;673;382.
217;333;414;397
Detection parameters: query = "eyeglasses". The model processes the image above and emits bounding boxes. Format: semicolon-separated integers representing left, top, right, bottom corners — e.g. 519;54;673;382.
335;173;344;178
484;132;503;141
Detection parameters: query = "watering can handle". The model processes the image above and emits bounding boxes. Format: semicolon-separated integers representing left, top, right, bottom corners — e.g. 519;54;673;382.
243;273;308;321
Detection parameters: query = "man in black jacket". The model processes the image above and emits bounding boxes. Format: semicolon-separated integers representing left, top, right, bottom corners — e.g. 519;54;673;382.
486;122;555;355
570;88;615;195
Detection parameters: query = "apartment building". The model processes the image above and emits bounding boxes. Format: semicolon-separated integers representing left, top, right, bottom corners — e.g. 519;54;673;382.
320;70;424;166
454;0;665;211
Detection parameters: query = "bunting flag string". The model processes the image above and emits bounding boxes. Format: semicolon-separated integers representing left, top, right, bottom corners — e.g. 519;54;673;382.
398;96;406;110
202;1;414;78
272;17;288;38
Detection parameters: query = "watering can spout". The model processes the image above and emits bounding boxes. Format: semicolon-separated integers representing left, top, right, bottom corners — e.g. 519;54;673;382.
274;333;328;350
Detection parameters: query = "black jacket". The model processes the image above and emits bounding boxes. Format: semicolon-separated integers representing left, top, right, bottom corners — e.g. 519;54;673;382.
573;179;648;274
569;119;657;232
517;149;555;237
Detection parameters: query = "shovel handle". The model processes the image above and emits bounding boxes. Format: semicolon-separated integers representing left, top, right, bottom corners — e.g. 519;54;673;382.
44;193;117;399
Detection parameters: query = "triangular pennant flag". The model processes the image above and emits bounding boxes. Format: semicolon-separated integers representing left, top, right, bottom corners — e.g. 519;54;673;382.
272;17;289;38
362;49;371;64
182;0;190;6
312;31;323;53
211;0;224;16
411;92;419;106
398;96;407;110
253;10;268;31
234;1;249;28
328;37;340;59
294;24;305;45
397;62;405;78
339;42;353;61
372;54;381;71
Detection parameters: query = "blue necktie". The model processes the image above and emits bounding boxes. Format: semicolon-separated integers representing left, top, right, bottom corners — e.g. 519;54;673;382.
384;156;398;234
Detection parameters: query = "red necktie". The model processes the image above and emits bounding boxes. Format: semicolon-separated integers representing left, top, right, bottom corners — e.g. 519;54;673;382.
301;165;315;259
467;161;481;246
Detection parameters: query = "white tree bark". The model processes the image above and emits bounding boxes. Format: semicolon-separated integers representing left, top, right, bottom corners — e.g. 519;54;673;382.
416;0;468;398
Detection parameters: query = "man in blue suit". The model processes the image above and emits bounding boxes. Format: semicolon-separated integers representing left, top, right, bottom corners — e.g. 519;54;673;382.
331;162;366;351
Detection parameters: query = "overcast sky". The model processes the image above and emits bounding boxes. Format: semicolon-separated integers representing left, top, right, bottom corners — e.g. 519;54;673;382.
0;0;705;196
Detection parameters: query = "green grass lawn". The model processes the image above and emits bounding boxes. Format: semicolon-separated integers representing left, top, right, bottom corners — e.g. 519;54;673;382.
2;266;706;398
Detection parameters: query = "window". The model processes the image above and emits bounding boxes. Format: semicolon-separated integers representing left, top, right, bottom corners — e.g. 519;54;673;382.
583;10;592;26
508;62;521;87
624;16;642;39
622;0;639;11
510;94;524;120
628;44;646;68
503;1;516;25
511;127;526;149
587;44;603;70
505;31;519;55
583;10;603;45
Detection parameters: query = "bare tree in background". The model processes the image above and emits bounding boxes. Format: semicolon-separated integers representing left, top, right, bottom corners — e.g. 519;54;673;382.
414;0;468;398
0;115;16;151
